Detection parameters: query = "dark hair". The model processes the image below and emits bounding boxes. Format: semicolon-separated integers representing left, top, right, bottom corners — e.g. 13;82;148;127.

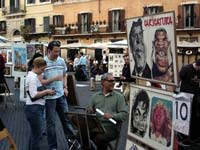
27;53;43;71
196;59;200;66
154;27;167;39
131;90;149;137
47;40;61;51
129;18;143;51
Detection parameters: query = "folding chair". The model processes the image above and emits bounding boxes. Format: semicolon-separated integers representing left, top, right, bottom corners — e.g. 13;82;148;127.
0;118;17;150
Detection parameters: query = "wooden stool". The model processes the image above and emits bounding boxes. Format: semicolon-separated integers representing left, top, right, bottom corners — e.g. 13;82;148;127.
0;119;17;150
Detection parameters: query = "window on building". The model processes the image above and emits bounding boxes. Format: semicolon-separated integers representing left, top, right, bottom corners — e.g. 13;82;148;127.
10;0;20;13
24;18;36;32
27;0;35;4
108;9;125;32
0;0;5;8
53;15;64;27
0;21;6;33
184;4;194;28
143;6;163;15
43;16;50;32
178;4;200;29
40;0;50;2
77;13;92;33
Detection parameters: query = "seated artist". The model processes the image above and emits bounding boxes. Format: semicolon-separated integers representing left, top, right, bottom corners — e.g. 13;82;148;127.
87;73;128;150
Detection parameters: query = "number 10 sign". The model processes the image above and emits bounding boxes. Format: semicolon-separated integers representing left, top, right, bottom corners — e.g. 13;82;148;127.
173;92;193;135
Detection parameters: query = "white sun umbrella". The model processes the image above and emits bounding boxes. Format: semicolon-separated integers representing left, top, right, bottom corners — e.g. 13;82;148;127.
61;42;88;49
107;39;128;49
0;42;11;48
177;41;200;48
87;42;111;49
0;36;10;43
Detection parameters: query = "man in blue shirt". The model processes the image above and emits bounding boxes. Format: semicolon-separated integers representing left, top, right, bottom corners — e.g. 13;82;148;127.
43;41;76;150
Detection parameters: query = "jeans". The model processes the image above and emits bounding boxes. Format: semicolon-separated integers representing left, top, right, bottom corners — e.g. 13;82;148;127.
25;104;44;150
46;95;76;149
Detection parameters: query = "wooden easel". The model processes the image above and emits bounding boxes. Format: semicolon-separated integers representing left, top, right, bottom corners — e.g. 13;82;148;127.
0;119;17;150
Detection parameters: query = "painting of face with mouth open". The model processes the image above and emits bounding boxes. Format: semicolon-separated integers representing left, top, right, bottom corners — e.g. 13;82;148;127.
152;28;173;83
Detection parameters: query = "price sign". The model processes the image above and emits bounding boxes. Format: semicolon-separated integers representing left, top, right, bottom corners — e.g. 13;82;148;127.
173;93;193;135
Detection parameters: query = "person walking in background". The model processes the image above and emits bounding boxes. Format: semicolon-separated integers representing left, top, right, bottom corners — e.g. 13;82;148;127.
102;50;108;73
87;73;128;150
25;57;56;150
179;59;200;94
77;52;87;79
43;40;77;150
73;53;80;71
118;54;135;102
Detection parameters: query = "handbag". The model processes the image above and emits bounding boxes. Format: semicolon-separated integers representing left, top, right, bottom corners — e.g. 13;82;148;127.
27;86;47;102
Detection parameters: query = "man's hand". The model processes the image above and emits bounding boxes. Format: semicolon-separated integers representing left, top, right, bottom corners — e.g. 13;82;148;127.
64;88;68;96
104;113;113;119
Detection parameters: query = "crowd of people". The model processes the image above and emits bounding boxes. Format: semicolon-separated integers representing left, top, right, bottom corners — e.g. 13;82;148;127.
21;40;129;150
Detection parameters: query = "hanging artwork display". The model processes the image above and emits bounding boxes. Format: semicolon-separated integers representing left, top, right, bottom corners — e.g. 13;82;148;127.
126;11;178;85
12;43;27;76
128;84;174;150
108;53;124;77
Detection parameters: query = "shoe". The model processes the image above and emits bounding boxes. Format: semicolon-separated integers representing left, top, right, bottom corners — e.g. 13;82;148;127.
68;139;81;150
90;87;95;91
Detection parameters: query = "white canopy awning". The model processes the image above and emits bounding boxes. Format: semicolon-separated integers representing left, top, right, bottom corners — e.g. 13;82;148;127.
177;41;200;48
107;40;128;49
61;43;88;49
87;42;110;49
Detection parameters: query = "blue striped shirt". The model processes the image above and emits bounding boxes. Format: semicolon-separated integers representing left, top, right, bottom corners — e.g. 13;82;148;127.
43;56;67;99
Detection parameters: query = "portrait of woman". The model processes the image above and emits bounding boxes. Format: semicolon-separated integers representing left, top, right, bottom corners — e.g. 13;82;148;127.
149;98;172;146
131;90;150;137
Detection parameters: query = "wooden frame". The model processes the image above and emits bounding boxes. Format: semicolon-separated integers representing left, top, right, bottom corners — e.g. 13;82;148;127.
128;84;174;150
126;11;178;86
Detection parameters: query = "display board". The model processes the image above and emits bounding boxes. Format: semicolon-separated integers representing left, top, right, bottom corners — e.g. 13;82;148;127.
126;11;178;85
173;92;193;135
108;53;124;77
128;84;174;150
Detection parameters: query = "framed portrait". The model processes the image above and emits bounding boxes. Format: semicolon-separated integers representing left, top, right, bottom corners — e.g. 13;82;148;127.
126;138;146;150
26;44;36;60
4;65;12;77
128;84;174;150
126;11;178;86
12;43;27;76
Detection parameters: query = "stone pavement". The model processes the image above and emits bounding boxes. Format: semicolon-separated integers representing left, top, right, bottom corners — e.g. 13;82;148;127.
0;76;127;150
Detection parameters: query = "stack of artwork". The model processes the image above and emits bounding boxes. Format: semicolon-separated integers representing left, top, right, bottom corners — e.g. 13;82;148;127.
128;85;173;150
126;11;178;150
